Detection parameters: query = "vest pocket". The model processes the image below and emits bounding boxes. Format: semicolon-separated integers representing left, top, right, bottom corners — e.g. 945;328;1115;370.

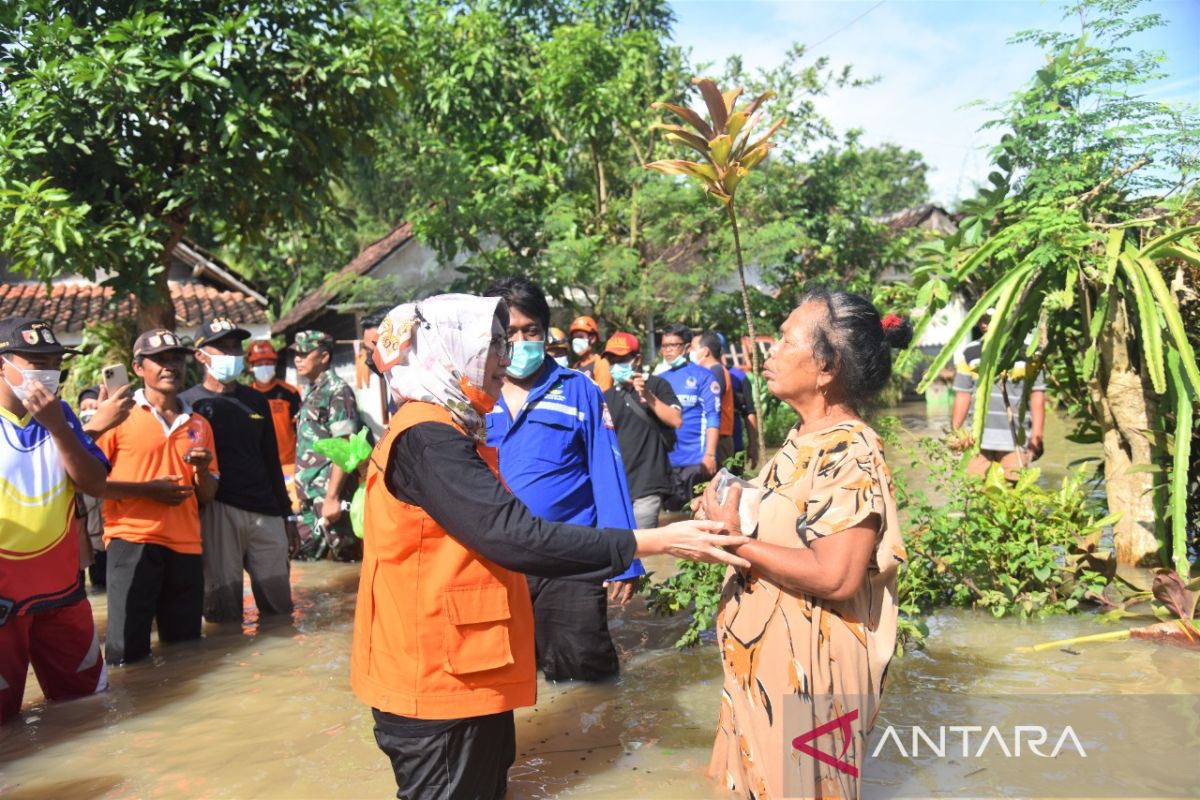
442;584;515;675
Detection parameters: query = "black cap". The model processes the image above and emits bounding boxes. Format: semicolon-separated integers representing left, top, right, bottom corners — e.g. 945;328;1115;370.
193;317;251;349
133;329;191;358
0;317;78;356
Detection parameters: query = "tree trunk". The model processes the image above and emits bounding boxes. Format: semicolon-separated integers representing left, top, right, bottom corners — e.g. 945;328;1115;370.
138;220;186;331
1092;298;1161;566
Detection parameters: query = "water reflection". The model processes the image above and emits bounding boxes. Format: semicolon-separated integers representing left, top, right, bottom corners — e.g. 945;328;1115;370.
2;407;1187;799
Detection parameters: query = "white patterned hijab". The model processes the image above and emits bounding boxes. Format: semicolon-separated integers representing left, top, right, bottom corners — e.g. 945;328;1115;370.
372;294;506;441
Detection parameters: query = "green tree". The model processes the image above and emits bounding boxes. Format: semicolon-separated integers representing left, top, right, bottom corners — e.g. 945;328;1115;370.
351;2;927;343
911;0;1200;570
0;0;402;327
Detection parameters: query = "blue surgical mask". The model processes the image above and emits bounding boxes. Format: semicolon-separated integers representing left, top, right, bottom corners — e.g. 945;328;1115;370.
610;362;634;384
506;341;545;379
688;350;701;364
206;353;244;383
665;355;685;369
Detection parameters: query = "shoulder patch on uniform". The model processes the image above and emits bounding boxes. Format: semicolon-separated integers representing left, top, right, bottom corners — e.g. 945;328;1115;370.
601;402;615;430
710;380;721;395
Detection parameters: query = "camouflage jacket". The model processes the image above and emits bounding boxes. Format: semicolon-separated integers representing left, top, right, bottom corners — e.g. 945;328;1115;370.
294;369;361;501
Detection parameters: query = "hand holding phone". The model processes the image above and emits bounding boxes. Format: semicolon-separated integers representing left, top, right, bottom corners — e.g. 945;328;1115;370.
101;364;130;395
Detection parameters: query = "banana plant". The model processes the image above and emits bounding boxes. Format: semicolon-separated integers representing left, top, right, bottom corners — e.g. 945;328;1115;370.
644;78;784;464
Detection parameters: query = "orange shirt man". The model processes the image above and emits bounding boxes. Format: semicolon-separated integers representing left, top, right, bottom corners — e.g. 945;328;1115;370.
568;316;613;391
247;340;301;471
97;330;218;665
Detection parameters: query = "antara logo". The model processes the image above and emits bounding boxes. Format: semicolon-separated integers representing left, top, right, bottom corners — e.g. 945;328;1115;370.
792;708;859;778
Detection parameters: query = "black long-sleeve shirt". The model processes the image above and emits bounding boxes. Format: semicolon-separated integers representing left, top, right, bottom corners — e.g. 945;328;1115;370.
386;421;637;581
180;384;292;518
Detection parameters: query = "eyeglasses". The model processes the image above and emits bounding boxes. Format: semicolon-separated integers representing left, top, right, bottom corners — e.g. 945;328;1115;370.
489;336;514;359
660;341;687;351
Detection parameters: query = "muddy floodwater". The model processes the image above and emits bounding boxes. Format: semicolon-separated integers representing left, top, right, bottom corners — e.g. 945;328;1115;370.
3;405;1196;798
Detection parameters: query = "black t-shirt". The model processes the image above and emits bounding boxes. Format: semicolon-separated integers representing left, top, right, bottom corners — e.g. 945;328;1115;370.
180;383;291;517
741;373;757;418
604;376;680;499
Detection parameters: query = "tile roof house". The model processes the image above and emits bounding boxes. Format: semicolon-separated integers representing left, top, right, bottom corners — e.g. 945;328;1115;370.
270;221;470;435
0;239;270;345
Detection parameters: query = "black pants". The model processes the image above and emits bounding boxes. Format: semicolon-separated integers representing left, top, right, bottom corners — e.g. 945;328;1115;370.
372;708;514;800
105;539;203;665
667;463;708;511
527;575;618;682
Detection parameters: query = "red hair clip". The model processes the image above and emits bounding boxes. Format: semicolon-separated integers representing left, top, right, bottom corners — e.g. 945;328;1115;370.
881;313;904;332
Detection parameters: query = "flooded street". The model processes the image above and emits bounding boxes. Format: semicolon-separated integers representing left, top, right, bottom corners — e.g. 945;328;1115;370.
2;406;1195;798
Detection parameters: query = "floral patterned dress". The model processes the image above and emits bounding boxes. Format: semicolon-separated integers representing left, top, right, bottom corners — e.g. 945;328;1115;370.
707;420;905;799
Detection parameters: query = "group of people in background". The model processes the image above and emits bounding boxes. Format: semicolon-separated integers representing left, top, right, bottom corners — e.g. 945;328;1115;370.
0;288;763;723
0;313;367;723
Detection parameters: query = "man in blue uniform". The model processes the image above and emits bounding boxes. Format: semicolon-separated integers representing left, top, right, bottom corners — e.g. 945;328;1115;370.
656;323;721;509
484;277;642;682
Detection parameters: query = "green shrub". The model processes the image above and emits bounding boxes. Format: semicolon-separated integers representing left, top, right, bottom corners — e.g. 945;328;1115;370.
898;439;1115;627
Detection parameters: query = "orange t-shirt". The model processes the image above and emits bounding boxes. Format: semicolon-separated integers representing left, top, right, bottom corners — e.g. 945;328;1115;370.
718;366;734;436
97;395;219;554
251;379;301;468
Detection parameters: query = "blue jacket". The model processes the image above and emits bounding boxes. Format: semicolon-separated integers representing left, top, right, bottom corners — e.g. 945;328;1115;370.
486;361;644;580
658;361;722;468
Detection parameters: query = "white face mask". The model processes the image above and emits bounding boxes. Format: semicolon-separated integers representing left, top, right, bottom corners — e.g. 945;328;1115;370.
553;355;570;368
571;338;589;356
3;357;61;404
205;353;244;383
251;365;276;384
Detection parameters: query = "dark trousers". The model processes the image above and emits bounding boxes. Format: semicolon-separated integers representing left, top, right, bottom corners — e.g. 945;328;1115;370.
527;575;618;682
105;538;204;665
667;463;708;511
372;708;514;800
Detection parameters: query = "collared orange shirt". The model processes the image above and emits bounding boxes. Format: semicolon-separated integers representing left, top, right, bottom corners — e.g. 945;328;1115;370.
97;391;219;554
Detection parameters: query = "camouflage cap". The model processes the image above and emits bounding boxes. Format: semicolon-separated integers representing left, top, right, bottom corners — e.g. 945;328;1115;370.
291;330;335;354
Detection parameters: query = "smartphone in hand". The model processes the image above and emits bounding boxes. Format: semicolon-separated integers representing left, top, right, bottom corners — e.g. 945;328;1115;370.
101;364;130;395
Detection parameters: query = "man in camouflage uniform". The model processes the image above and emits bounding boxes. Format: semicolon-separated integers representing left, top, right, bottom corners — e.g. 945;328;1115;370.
291;330;362;561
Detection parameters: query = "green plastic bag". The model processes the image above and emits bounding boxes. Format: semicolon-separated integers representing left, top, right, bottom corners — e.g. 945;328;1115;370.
314;429;373;539
313;428;372;473
349;484;366;539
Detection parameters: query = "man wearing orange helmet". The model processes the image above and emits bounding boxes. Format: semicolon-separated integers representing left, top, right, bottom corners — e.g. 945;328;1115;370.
246;340;301;476
568;316;612;391
545;326;571;369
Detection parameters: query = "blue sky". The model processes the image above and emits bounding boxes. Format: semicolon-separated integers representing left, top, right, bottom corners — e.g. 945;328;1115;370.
669;0;1200;206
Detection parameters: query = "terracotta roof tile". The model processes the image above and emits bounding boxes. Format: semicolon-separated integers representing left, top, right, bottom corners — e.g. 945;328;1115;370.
271;222;414;335
0;280;267;333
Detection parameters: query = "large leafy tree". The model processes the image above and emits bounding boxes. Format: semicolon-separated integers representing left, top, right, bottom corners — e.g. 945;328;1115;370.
911;0;1200;570
0;0;402;327
358;6;928;339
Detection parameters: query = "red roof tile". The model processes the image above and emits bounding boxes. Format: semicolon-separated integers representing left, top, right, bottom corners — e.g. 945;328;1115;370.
0;280;267;333
271;222;414;335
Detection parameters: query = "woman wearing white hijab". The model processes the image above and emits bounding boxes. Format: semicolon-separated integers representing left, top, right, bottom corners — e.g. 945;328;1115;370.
351;294;747;799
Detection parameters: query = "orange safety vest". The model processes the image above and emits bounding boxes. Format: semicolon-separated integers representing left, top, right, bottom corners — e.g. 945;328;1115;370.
351;401;536;719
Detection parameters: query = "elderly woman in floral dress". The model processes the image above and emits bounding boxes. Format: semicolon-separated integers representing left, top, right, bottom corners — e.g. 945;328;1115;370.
703;290;913;799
